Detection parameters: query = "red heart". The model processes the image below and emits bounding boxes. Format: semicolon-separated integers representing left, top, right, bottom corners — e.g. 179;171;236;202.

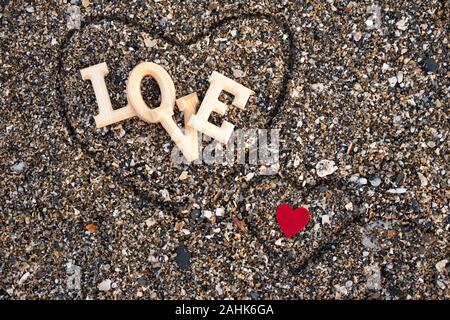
276;204;311;238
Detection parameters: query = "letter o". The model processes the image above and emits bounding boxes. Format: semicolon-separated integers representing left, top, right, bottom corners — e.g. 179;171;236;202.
127;62;176;123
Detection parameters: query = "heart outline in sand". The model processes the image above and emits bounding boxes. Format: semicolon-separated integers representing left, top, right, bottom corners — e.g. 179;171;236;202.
53;10;363;275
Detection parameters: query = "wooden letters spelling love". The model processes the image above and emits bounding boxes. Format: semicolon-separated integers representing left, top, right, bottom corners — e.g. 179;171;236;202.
80;62;254;162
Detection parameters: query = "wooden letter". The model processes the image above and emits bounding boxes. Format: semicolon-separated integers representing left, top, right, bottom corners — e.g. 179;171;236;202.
126;62;199;162
187;71;254;144
80;62;136;128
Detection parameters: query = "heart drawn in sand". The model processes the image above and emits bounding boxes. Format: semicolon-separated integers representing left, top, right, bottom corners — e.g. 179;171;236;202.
276;203;310;238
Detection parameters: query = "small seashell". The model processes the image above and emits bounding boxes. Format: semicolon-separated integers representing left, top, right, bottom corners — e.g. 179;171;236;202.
97;279;112;292
316;160;337;177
